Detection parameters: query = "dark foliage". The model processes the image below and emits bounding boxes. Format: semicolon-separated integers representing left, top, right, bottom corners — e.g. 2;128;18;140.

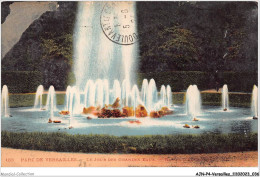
137;71;257;92
137;1;257;73
1;2;257;91
2;2;77;90
2;70;257;93
1;71;43;93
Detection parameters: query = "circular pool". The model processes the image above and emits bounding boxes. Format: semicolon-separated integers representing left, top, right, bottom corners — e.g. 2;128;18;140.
1;105;257;136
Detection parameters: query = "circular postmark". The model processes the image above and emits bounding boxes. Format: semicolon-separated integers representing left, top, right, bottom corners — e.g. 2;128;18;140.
100;2;138;45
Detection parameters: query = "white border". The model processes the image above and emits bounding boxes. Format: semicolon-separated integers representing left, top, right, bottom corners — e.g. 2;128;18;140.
1;0;259;176
1;167;259;176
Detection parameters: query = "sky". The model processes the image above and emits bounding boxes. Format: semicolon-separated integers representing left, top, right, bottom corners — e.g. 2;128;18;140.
1;2;58;59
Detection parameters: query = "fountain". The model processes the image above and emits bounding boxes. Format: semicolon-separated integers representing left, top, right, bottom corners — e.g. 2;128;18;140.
146;79;158;112
34;85;44;110
45;85;56;118
64;86;81;116
103;79;110;106
112;80;121;104
185;85;201;118
159;85;166;107
73;2;137;90
166;85;172;107
1;85;10;117
78;77;175;117
95;79;104;107
222;84;229;111
131;85;140;114
251;85;258;119
68;86;81;116
141;79;149;106
121;79;130;106
64;86;72;111
68;77;174;117
84;79;110;108
70;1;155;116
1;2;259;139
84;80;95;107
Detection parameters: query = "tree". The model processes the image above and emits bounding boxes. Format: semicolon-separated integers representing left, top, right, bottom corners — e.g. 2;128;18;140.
158;26;199;70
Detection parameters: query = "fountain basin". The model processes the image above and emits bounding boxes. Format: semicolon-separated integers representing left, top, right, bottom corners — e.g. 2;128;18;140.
1;104;257;136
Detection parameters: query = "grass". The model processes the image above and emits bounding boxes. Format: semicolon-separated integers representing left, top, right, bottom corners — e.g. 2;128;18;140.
1;131;257;154
173;92;251;107
201;93;252;107
8;92;251;108
9;94;65;107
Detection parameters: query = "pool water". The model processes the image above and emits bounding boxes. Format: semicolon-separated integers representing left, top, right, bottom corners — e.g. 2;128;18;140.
1;105;257;136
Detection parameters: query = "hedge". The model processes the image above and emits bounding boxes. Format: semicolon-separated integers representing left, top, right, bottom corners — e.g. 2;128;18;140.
1;131;257;154
1;71;43;93
137;71;257;92
222;72;258;92
1;71;257;93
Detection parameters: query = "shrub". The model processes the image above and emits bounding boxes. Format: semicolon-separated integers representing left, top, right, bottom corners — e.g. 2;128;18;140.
137;71;257;92
221;72;257;92
1;131;257;154
137;71;210;92
1;71;257;93
1;71;43;93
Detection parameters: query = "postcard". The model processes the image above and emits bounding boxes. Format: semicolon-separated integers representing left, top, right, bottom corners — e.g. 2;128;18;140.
1;1;258;176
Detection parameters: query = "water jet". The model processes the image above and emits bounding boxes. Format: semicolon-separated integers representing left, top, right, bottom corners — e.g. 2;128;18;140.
34;85;44;110
222;84;229;111
251;85;258;119
1;85;10;117
185;85;201;118
46;85;56;118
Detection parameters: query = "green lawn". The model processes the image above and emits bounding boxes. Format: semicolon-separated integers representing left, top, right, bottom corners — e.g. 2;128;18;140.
1;131;257;154
9;94;65;107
